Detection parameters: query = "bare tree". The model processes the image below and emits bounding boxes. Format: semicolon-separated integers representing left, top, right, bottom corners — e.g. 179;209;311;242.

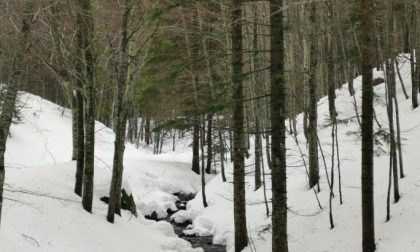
0;0;34;226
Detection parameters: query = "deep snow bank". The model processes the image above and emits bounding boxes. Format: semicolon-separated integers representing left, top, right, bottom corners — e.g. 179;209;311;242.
0;92;204;252
174;56;420;252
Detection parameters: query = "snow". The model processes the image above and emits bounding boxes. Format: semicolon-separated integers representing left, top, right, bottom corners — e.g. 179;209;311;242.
174;55;420;252
0;92;204;251
1;54;419;252
170;209;198;224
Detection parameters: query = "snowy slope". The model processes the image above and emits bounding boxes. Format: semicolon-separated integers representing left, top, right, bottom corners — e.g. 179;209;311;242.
2;55;418;252
173;55;420;252
0;92;205;252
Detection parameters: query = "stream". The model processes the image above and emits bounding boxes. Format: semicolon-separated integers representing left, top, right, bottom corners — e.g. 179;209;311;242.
146;193;226;252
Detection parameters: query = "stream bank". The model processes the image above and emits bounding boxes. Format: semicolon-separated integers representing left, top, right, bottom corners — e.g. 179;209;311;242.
146;193;226;252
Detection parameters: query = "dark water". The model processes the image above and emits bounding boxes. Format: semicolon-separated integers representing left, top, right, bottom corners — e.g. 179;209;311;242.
146;193;226;252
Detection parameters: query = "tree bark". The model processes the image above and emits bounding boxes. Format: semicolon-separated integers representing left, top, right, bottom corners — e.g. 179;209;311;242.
307;1;319;189
231;1;248;251
74;2;85;197
205;114;213;174
192;123;200;174
0;1;33;226
218;125;227;182
270;0;288;251
107;0;132;223
76;0;96;213
361;0;376;250
254;116;262;191
145;118;151;145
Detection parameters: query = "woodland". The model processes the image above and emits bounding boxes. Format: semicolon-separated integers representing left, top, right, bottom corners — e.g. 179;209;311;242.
0;0;419;252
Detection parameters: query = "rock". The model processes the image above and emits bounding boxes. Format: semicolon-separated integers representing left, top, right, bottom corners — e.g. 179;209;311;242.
373;77;385;86
99;188;137;217
145;211;159;221
121;189;138;217
100;196;109;204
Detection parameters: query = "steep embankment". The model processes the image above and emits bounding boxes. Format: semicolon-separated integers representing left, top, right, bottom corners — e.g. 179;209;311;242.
0;92;204;252
173;56;420;252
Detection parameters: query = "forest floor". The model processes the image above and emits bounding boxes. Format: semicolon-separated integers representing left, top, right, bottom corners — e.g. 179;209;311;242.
171;55;420;252
1;55;420;252
0;92;208;252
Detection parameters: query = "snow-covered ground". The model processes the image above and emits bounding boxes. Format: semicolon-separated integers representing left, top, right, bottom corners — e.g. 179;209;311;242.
0;92;206;251
1;55;419;252
172;56;420;252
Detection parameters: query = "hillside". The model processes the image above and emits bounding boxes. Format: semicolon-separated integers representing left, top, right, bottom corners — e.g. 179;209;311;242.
0;92;205;252
0;56;419;252
173;55;420;252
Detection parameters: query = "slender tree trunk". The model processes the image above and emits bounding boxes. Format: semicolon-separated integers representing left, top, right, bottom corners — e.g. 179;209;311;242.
307;1;319;189
74;5;85;197
265;132;272;170
394;95;404;178
107;0;132;223
218;127;227;182
386;60;400;203
205;114;213;174
361;0;376;250
192;123;200;174
327;0;337;122
201;154;208;207
0;1;33;226
145;118;151;145
254;116;262;191
271;0;288;251
200;120;205;173
228;117;234;162
231;1;248;250
76;0;96;213
411;51;418;108
411;5;419;108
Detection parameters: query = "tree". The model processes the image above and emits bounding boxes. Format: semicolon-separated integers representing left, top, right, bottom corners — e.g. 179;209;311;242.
74;1;85;197
0;0;34;226
307;1;319;189
270;0;288;251
231;0;248;251
360;0;376;250
75;0;96;213
107;0;134;223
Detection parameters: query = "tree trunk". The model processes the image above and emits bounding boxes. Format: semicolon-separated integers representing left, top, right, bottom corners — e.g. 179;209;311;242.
205;114;213;174
327;1;337;122
361;0;376;250
270;0;288;251
231;1;248;250
107;0;132;223
192;123;200;174
307;2;319;189
74;4;85;197
411;6;419;108
218;126;227;182
145;118;151;145
76;0;96;213
200;120;205;173
265;132;272;170
0;1;33;226
254;116;262;191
